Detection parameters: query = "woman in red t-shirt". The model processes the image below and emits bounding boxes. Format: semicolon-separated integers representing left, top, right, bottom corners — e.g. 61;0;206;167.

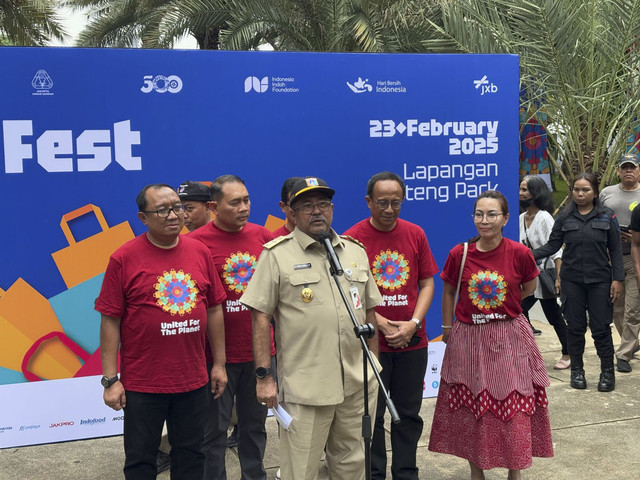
428;190;553;480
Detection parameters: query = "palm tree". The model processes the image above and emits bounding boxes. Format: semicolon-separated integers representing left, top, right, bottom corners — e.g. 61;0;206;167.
0;0;65;45
69;0;439;52
67;0;232;49
221;0;440;52
419;0;640;187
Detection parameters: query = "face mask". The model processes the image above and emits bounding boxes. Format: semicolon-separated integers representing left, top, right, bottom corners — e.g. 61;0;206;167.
519;198;532;210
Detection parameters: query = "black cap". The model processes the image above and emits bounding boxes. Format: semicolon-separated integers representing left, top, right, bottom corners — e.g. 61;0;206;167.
617;154;640;167
177;181;211;202
289;177;335;205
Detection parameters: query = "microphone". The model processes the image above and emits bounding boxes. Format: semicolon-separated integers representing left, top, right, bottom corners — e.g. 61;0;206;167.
317;231;343;275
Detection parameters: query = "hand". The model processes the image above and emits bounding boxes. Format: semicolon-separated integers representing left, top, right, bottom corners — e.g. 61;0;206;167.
210;364;228;399
256;377;278;409
621;231;632;243
103;381;126;411
442;328;451;344
376;314;399;338
554;277;561;294
610;280;623;303
385;320;417;349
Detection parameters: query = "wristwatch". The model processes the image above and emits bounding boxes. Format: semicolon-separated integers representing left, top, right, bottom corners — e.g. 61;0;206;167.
101;375;119;388
255;367;272;379
410;318;421;330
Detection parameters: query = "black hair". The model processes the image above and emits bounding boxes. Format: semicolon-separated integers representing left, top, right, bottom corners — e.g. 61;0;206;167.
522;175;555;214
210;175;245;202
136;183;175;211
366;171;406;197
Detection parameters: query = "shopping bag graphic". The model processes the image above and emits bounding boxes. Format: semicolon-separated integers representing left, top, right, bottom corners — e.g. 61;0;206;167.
264;214;286;232
49;273;104;355
51;204;134;288
0;279;84;382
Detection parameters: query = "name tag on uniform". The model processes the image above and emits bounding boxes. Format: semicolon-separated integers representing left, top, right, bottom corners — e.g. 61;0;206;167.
350;286;362;310
294;263;312;270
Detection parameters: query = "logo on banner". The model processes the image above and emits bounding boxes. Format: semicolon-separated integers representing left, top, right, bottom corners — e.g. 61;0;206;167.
346;77;372;93
80;417;106;426
49;421;74;428
140;75;183;93
244;75;299;93
245;76;269;93
347;77;407;94
474;75;498;95
19;424;41;432
31;69;54;96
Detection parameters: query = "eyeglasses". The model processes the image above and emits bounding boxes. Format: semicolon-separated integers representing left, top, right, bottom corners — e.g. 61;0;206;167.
473;212;503;223
374;199;403;210
144;205;185;218
293;200;332;214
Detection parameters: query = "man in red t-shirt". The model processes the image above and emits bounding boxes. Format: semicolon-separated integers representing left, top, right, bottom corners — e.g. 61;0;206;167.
96;184;227;480
272;176;303;238
344;172;439;480
189;175;274;480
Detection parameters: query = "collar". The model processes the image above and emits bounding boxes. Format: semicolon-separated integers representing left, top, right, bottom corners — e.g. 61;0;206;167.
293;227;343;250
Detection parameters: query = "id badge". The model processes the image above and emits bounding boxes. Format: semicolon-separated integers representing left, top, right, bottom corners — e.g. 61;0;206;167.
350;286;363;310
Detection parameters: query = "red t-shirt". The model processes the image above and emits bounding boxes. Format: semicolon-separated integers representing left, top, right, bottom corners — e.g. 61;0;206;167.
440;238;538;324
271;224;293;238
95;234;226;393
189;222;276;363
344;218;439;352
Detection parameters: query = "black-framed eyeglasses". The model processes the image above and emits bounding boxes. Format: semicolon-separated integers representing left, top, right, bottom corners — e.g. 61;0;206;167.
374;199;403;210
144;205;185;218
473;212;503;223
292;200;332;214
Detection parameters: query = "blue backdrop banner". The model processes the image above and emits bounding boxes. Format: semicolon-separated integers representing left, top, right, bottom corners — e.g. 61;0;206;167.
0;47;519;447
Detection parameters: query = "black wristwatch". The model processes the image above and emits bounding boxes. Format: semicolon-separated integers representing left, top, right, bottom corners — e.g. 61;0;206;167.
255;367;272;379
101;375;119;388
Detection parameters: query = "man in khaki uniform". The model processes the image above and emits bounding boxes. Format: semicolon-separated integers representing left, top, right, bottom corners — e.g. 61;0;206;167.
241;177;382;480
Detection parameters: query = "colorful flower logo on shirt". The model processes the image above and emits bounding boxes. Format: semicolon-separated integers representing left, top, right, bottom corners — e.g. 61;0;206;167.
372;249;410;291
154;269;198;315
468;269;508;311
222;251;257;293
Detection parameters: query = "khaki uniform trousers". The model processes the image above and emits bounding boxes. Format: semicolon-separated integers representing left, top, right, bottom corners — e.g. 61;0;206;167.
280;382;378;480
614;255;640;361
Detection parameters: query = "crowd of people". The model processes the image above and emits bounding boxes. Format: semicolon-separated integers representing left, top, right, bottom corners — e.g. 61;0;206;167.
95;161;638;479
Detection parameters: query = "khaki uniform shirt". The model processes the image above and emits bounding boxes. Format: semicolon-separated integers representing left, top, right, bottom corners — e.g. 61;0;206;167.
241;228;382;406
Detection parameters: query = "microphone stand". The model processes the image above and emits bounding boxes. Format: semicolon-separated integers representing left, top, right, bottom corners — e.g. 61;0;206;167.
323;245;400;480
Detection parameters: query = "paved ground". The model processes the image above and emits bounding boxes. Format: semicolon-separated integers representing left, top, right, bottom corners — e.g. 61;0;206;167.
1;304;639;479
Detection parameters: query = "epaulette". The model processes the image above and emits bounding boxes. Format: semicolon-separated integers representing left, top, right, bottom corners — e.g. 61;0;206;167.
263;234;292;249
340;235;365;249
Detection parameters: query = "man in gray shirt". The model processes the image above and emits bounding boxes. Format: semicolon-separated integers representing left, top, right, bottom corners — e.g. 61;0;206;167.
600;154;640;372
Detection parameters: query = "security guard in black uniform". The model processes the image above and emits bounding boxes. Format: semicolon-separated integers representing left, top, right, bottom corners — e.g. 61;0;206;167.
533;173;624;392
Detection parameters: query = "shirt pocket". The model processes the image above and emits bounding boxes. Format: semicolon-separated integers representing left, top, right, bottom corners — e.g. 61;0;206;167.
591;220;610;242
288;272;325;306
561;221;580;243
348;267;370;284
344;267;371;311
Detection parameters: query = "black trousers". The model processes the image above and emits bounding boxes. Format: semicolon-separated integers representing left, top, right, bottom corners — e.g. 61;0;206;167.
203;361;268;480
561;280;614;358
521;295;569;355
123;386;207;480
371;347;428;480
